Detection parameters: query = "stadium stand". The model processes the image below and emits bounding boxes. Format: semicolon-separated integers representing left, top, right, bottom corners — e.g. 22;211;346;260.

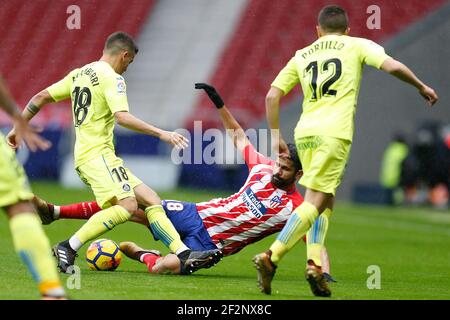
124;0;247;130
1;0;448;196
0;0;156;127
189;0;448;129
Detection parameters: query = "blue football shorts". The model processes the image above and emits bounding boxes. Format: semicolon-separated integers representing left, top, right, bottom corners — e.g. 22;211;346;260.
148;200;217;251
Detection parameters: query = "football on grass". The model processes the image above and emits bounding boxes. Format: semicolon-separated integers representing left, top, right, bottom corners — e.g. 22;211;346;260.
86;239;122;271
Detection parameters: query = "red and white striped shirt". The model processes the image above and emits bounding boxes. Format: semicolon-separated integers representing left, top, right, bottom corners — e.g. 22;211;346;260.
197;144;303;256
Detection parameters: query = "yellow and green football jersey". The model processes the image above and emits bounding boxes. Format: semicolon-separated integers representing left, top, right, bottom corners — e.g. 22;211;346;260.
0;132;34;207
272;34;390;142
47;61;129;167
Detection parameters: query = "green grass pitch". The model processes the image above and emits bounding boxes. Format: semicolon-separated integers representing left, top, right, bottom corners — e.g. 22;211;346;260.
0;182;449;300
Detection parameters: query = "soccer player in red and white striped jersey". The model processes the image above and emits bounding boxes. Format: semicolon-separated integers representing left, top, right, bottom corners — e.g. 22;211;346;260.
195;141;303;256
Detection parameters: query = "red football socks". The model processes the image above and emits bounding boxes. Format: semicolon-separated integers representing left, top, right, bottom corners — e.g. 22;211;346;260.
142;253;161;273
59;201;101;220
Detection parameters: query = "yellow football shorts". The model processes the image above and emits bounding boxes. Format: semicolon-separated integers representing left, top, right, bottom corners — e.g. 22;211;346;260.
0;134;34;208
76;152;142;209
295;135;352;196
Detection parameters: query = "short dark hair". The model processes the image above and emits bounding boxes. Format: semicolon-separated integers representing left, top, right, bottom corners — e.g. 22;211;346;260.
318;5;349;33
104;31;139;55
287;143;302;172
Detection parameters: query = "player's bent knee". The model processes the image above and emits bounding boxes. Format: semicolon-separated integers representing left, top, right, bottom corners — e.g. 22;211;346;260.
134;184;162;207
117;197;138;214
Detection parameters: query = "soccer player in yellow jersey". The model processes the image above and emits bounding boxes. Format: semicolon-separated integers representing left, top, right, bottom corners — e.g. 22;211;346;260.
253;5;438;297
7;32;222;274
0;75;66;299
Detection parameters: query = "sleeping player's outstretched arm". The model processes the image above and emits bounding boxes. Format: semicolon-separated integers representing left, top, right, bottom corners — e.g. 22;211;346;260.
195;83;251;153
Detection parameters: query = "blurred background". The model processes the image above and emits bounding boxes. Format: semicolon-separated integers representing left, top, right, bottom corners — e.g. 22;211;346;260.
0;0;449;209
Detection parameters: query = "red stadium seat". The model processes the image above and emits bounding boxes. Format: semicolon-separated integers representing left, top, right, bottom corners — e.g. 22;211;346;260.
188;0;447;129
0;0;157;127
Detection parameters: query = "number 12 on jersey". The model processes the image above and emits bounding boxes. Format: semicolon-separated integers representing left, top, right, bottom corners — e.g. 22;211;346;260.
304;58;342;101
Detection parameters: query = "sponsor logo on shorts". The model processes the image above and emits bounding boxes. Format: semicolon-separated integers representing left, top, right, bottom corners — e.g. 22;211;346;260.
297;136;323;150
122;184;131;192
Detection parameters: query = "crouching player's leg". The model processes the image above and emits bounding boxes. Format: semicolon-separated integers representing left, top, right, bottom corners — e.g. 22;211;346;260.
120;241;181;274
50;154;220;274
32;195;102;225
51;154;144;273
33;194;149;227
36;199;183;274
123;200;222;275
38;197;223;274
120;241;218;275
